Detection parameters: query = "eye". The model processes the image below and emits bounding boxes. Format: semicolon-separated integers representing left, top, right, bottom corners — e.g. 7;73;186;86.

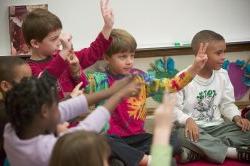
119;55;127;59
50;36;59;41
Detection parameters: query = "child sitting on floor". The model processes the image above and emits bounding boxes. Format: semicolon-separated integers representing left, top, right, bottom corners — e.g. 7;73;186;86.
174;30;250;164
3;73;141;166
83;28;208;166
23;0;114;99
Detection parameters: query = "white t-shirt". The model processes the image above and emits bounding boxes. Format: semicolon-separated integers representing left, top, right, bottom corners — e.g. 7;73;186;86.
174;69;240;128
4;95;110;166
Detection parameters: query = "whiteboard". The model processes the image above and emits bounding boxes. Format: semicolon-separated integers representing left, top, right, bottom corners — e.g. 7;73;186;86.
0;0;250;55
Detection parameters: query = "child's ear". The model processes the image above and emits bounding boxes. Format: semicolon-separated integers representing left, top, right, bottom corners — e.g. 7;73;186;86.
40;104;50;119
0;81;12;93
104;54;110;64
30;39;40;49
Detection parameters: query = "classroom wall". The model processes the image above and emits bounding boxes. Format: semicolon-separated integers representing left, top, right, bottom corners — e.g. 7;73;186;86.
0;0;250;55
136;51;250;108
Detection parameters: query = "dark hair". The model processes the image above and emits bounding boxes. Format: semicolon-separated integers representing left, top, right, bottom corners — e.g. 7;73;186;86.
191;30;225;54
106;29;137;57
49;131;111;166
22;8;62;46
0;57;26;83
5;76;58;134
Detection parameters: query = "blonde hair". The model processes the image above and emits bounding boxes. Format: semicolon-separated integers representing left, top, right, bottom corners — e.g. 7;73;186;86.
106;29;137;56
49;131;111;166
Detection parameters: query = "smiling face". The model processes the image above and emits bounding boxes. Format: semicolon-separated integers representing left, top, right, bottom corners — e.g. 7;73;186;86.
105;51;135;75
205;40;226;70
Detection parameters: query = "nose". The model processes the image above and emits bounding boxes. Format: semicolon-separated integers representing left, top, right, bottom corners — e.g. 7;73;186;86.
126;56;133;65
221;52;226;61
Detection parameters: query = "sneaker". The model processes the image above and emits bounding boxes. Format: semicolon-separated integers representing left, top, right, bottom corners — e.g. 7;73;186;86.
178;147;200;163
237;146;250;162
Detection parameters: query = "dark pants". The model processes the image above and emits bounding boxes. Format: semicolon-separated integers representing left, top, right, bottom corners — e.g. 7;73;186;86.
107;131;180;166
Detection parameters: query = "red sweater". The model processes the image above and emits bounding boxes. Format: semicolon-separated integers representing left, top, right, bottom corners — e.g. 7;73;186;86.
27;33;112;99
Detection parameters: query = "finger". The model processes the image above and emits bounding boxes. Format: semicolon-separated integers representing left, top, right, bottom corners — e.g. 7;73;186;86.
197;43;204;54
75;82;83;90
247;122;250;131
194;128;199;142
190;130;194;142
202;43;209;53
242;121;248;132
185;128;188;138
101;0;109;10
236;121;243;128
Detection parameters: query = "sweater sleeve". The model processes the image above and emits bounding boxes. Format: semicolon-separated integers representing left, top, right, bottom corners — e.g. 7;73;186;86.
220;72;241;121
151;145;172;166
173;90;191;125
59;95;88;122
75;33;112;69
66;106;110;133
146;67;193;96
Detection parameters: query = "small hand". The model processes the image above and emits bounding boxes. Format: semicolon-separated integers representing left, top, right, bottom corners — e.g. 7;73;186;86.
101;0;114;30
194;43;209;71
185;118;199;142
70;82;84;98
234;116;250;132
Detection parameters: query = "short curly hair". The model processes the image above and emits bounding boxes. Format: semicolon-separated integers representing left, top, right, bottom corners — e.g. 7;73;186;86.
191;30;224;54
5;76;58;134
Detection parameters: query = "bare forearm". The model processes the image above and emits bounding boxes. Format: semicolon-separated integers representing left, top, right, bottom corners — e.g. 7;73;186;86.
101;25;112;40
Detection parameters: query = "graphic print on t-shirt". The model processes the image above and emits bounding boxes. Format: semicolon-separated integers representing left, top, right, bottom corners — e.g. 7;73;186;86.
192;90;217;121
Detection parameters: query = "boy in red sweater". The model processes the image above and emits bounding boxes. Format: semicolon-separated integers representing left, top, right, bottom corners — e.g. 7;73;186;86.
23;0;113;99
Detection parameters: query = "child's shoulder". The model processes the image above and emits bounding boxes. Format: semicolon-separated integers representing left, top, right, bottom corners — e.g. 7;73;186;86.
214;68;229;79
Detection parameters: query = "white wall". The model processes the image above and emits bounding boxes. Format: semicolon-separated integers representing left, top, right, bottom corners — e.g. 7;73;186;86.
0;0;250;55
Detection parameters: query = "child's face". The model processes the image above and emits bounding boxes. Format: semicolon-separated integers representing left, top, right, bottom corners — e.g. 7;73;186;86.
44;102;60;133
0;64;32;93
205;40;226;70
105;51;135;75
36;29;62;56
13;64;32;83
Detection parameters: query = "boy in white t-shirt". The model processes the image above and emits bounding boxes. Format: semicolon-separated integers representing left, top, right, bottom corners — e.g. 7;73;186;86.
174;30;250;164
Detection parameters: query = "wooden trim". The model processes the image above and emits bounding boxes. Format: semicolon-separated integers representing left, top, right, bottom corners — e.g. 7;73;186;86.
1;41;249;59
135;41;250;58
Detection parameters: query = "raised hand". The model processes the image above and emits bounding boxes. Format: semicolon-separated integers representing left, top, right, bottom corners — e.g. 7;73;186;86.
67;52;81;79
189;43;208;76
154;92;176;130
152;92;176;147
100;0;114;39
59;33;73;60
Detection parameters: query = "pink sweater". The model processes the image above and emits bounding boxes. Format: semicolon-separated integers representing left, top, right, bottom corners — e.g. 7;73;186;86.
27;33;112;99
